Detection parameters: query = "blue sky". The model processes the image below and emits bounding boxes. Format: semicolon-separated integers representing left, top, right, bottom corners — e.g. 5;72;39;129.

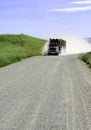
0;0;91;38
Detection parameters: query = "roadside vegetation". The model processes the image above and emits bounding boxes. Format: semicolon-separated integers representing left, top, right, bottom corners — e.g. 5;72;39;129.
79;52;91;67
0;34;46;67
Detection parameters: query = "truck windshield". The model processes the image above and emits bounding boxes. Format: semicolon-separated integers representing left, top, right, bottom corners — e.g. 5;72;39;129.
49;43;58;47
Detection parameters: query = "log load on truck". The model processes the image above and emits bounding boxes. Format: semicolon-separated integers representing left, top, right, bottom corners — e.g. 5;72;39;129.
48;38;66;55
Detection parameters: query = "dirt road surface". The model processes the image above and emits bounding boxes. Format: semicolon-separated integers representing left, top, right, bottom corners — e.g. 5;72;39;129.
0;55;91;130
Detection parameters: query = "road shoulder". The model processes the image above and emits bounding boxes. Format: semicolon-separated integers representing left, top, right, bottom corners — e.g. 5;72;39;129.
78;58;91;85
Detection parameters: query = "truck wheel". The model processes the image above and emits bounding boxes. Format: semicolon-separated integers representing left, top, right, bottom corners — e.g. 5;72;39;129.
56;53;59;56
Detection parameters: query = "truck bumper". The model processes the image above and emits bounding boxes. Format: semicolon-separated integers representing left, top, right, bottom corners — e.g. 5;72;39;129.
48;51;59;55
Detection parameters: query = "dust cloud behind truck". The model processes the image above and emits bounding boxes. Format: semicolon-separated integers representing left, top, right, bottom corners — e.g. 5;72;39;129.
48;38;66;55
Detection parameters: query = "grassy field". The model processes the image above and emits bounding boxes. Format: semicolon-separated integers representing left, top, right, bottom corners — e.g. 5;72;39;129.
79;52;91;67
0;34;46;67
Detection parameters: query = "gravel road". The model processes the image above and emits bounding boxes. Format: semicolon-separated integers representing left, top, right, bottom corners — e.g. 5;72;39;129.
0;55;91;130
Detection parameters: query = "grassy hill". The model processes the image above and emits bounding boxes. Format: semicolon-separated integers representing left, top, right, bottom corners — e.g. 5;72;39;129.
0;34;46;67
79;52;91;67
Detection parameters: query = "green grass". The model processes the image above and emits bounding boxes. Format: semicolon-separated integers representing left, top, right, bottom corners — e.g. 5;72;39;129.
0;34;46;67
79;52;91;67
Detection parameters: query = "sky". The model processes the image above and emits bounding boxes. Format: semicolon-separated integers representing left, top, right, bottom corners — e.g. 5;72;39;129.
0;0;91;39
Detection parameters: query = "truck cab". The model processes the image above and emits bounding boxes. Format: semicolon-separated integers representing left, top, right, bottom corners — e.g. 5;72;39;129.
48;43;60;55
